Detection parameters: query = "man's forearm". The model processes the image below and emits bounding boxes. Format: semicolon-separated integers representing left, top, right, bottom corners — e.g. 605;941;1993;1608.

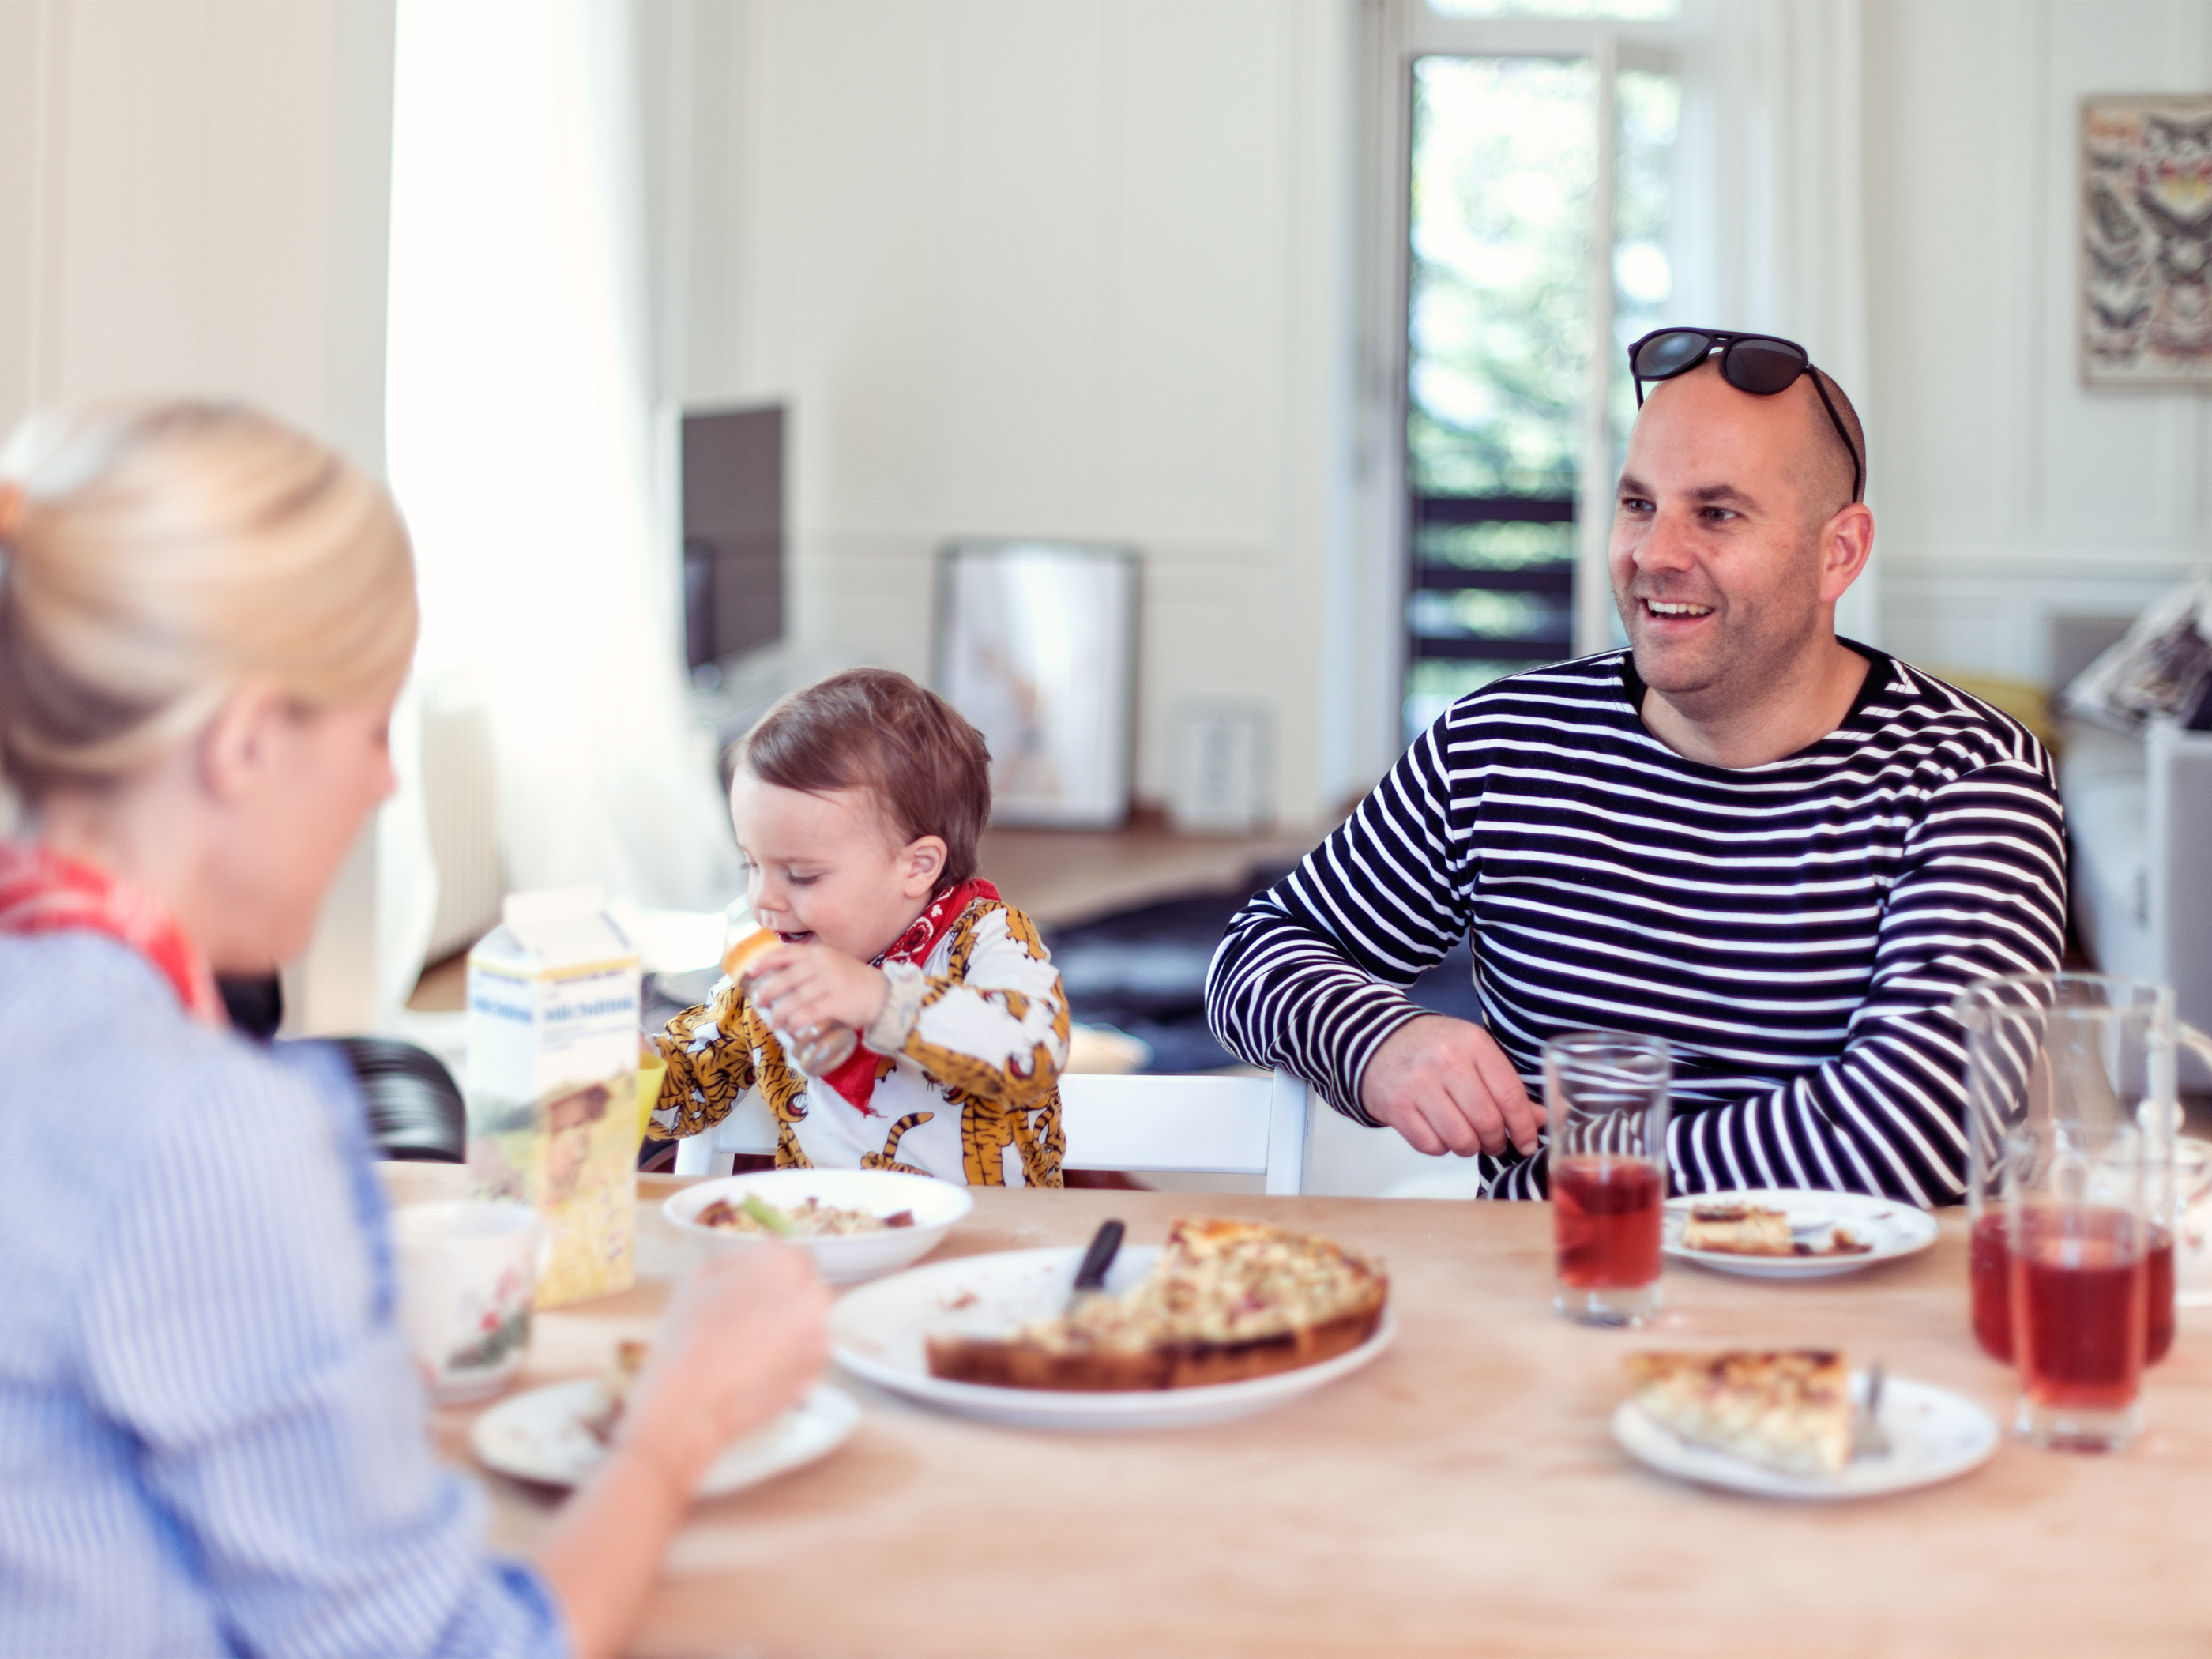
1205;910;1430;1124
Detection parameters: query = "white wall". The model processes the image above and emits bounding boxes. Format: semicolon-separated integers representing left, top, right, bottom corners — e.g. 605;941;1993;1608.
0;0;393;469
663;0;2212;826
4;0;2192;905
1868;0;2212;685
648;0;1397;829
0;0;397;1032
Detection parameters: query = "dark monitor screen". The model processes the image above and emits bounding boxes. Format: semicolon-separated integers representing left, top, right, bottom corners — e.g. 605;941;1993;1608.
681;405;784;672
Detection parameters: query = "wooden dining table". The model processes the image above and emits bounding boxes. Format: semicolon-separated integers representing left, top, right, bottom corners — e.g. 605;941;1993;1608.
394;1169;2212;1658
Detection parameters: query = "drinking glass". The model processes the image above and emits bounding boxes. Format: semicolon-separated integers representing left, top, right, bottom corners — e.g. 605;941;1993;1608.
1956;974;2178;1397
1546;1031;1671;1326
2005;1115;2150;1451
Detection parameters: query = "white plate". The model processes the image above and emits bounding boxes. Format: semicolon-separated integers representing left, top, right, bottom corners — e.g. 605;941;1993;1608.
470;1376;860;1495
831;1245;1396;1431
1612;1371;1997;1500
1662;1188;1939;1279
664;1168;972;1283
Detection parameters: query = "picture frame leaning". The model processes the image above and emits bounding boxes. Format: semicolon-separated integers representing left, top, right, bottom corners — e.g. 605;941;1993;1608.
933;541;1139;830
2083;94;2212;387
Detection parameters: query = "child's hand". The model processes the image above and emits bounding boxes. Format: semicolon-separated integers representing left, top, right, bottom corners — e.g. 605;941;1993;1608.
746;942;891;1039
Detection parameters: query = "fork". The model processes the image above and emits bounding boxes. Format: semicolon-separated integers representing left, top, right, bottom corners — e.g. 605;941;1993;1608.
1853;1361;1892;1460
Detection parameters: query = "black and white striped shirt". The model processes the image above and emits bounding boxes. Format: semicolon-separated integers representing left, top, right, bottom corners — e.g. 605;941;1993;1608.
1205;648;2067;1202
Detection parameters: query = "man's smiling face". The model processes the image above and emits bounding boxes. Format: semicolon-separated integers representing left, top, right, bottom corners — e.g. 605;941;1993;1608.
1608;361;1853;704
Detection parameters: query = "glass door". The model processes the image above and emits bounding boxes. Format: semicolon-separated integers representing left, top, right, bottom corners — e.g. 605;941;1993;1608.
1397;9;1679;739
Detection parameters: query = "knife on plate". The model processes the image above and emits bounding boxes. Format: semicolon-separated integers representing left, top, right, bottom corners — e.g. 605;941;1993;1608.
1068;1218;1126;1311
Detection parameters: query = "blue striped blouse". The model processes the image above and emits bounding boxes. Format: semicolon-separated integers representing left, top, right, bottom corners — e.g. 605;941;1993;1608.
0;932;566;1657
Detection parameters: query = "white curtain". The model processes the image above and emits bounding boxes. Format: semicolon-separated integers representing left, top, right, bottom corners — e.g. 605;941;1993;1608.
374;676;441;1022
386;0;739;915
1674;0;1880;645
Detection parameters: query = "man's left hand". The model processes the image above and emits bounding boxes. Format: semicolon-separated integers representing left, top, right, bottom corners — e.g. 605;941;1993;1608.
744;943;890;1038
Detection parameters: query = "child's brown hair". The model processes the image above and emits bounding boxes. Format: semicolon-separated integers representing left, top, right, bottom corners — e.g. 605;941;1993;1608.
736;669;993;885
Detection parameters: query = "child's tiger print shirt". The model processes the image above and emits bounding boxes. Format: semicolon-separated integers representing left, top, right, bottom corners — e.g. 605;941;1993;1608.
651;896;1069;1186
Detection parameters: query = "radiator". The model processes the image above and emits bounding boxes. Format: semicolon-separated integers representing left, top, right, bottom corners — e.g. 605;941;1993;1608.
419;673;506;965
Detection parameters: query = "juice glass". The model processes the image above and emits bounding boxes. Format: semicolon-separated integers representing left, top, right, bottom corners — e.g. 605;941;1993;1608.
2007;1119;2148;1451
1546;1031;1671;1327
1955;974;2178;1378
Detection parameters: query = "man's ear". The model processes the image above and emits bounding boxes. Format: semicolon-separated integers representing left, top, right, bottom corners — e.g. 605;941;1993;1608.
899;834;949;899
1817;502;1875;605
194;685;291;805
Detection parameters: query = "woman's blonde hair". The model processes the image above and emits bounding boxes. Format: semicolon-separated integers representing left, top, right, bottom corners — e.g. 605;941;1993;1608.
0;401;416;803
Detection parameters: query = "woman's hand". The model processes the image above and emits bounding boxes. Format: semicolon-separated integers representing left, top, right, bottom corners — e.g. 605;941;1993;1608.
537;1245;830;1658
614;1243;832;1488
747;943;890;1037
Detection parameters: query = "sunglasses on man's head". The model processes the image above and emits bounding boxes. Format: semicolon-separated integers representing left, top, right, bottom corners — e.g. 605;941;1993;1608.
1626;327;1863;506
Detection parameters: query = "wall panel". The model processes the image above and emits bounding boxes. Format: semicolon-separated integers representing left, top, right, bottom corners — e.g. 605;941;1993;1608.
0;0;397;1033
1868;0;2212;685
0;0;391;468
677;0;1368;825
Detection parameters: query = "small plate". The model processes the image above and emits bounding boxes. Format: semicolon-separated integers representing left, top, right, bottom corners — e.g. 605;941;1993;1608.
664;1168;972;1284
1613;1371;1997;1500
831;1245;1396;1431
470;1377;860;1495
1663;1188;1939;1279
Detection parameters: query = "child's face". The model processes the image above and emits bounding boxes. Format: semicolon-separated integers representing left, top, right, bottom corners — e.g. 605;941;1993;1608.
730;770;948;961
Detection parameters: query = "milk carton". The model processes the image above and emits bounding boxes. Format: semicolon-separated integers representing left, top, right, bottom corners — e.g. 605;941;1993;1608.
465;887;641;1307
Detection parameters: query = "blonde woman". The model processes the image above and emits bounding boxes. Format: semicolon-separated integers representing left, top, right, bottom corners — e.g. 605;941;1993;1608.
0;403;830;1659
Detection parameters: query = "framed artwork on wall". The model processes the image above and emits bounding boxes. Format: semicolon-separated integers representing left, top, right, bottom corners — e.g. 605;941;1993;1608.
2082;95;2212;386
934;542;1139;830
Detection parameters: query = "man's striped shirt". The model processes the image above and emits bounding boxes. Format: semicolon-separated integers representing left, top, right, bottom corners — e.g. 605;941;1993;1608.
1204;648;2067;1202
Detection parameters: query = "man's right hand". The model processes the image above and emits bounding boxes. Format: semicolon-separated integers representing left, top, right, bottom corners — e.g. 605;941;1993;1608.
1360;1014;1544;1159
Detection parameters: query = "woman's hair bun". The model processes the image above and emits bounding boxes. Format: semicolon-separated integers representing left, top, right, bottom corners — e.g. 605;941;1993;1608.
0;401;416;803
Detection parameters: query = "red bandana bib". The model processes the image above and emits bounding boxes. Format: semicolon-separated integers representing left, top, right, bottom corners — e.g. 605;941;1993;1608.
818;877;1000;1113
0;840;227;1025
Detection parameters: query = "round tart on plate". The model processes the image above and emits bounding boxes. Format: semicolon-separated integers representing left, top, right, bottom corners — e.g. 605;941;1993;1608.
926;1217;1388;1391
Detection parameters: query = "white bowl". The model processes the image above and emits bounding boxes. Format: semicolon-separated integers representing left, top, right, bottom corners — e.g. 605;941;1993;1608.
663;1168;972;1283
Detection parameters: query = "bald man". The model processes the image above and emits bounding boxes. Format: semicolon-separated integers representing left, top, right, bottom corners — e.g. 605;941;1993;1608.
1206;330;2065;1202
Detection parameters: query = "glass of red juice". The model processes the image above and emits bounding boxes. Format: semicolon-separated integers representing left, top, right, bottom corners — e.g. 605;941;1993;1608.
1998;1093;2154;1453
2008;1196;2146;1451
1544;1032;1671;1326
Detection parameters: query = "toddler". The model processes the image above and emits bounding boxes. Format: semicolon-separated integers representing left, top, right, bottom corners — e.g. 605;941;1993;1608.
651;669;1069;1185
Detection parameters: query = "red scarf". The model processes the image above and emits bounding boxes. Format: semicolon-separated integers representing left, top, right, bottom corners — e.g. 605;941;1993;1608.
0;840;227;1025
819;877;1000;1113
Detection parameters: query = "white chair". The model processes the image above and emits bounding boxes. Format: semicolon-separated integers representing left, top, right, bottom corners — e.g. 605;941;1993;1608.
671;1069;1315;1194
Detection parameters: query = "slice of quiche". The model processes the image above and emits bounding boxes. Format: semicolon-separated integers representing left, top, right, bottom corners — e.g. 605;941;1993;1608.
1624;1349;1853;1477
579;1339;650;1445
927;1218;1388;1392
1680;1202;1795;1256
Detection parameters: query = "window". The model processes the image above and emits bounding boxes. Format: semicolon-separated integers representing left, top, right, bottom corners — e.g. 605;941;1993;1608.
1390;3;1681;738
